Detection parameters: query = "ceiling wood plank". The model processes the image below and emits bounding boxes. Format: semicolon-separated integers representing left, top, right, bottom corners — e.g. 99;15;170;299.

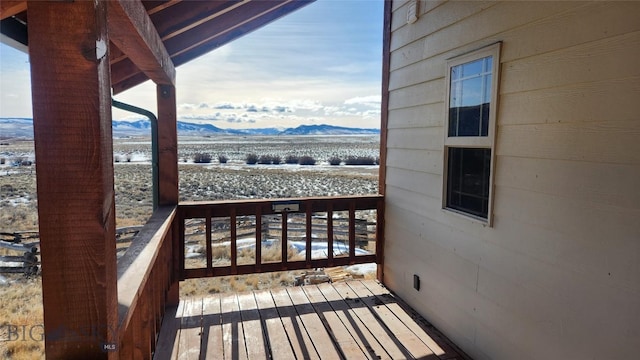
151;0;242;40
111;57;143;86
112;0;314;94
172;0;313;66
164;0;294;58
0;1;26;20
143;0;182;15
108;0;175;86
112;71;150;95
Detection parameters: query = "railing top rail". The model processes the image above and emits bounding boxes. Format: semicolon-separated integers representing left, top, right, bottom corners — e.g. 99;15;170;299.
179;194;383;207
117;205;176;333
178;194;383;218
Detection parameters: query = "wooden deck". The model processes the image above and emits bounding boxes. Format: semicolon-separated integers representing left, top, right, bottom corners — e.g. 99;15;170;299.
154;280;468;360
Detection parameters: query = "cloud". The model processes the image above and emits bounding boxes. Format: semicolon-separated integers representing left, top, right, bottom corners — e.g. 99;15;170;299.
212;103;240;110
327;63;364;74
344;95;381;107
179;103;198;110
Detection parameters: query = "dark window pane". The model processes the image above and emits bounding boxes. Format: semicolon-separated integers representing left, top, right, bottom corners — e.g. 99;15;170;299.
447;147;491;218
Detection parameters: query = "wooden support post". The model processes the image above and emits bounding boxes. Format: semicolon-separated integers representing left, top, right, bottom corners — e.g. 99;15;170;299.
157;84;179;206
157;84;179;304
28;1;117;358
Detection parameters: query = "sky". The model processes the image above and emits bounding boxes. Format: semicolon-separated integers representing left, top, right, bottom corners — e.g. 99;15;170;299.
0;0;384;130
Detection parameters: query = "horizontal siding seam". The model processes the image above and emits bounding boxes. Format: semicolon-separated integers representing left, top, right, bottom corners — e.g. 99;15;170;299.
389;1;501;53
389;75;446;92
386;124;442;131
498;2;624;63
494;153;640;167
388;100;444;111
500;74;640;96
388;76;444;93
386;165;441;177
386;184;440;203
493;183;639;213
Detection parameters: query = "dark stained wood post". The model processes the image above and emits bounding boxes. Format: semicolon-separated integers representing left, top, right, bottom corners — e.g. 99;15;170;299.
157;84;180;305
157;84;179;206
28;1;118;358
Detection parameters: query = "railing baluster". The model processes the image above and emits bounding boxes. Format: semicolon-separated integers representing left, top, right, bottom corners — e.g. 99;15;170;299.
206;209;212;272
255;205;262;272
178;213;185;280
282;211;288;269
327;203;333;267
306;201;312;267
231;207;237;274
349;201;356;264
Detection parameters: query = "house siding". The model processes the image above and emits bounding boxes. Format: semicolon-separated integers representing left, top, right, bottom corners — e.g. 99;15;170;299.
383;1;640;359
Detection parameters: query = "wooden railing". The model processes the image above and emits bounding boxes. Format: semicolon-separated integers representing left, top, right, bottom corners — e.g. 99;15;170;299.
116;206;178;359
176;195;385;280
114;195;384;358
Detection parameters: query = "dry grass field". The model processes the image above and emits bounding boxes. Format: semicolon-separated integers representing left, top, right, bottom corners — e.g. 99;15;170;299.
0;135;378;358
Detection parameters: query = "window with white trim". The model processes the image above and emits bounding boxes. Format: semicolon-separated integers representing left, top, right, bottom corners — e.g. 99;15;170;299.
443;43;500;222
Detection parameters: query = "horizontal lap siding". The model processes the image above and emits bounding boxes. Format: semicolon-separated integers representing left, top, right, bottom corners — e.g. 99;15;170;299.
384;1;640;359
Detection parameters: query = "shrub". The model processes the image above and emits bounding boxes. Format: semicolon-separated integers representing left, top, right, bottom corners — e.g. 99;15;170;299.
284;155;299;164
114;155;120;163
328;156;341;166
246;153;258;164
218;155;228;164
257;155;282;165
298;155;316;166
258;155;271;164
193;153;212;163
344;156;376;165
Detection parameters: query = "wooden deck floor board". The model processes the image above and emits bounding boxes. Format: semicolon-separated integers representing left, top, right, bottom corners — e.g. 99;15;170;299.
201;295;223;360
271;287;320;360
178;298;203;360
302;285;368;359
221;294;248;360
253;290;297;360
346;281;437;359
286;286;341;359
332;281;412;359
363;280;448;357
237;292;267;359
317;282;393;360
153;280;469;360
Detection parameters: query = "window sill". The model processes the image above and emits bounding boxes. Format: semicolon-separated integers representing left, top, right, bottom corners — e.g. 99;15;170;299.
442;207;492;227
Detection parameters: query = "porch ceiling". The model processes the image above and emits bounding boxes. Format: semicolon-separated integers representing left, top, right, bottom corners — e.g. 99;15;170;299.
0;0;314;94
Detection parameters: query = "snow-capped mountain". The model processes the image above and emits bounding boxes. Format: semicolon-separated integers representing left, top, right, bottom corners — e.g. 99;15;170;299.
0;118;379;138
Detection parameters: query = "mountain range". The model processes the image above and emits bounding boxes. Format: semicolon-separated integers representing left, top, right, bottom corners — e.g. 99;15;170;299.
0;118;379;138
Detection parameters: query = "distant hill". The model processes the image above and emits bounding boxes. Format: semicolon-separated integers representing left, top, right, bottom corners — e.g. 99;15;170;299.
0;118;379;138
0;118;34;138
279;124;379;135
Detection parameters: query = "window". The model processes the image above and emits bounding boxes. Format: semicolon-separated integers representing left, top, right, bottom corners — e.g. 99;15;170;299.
443;43;500;222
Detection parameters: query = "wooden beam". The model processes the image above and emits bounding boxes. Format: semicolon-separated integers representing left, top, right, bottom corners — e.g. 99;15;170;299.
27;1;117;358
157;84;178;206
108;0;175;86
0;1;26;20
